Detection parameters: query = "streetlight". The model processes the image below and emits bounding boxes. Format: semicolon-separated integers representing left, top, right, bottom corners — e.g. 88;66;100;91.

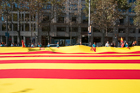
88;0;91;46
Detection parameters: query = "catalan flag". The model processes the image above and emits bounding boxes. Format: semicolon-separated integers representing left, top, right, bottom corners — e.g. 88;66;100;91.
0;46;140;93
121;37;123;43
22;40;25;47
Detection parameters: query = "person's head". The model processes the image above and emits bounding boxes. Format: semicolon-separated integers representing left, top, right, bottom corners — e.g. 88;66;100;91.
135;41;137;44
48;43;50;45
126;42;128;45
94;42;95;44
57;42;59;44
107;41;109;44
80;42;82;45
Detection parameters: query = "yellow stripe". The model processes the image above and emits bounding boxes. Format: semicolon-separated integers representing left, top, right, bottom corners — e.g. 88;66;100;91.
0;57;140;60
0;54;140;56
0;79;140;93
0;63;140;70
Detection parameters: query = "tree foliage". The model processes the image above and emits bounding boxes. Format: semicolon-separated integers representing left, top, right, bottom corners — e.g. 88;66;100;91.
84;0;130;33
134;0;140;26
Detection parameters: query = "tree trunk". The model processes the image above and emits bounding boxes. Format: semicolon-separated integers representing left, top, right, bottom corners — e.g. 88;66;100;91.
6;15;8;46
18;11;21;45
102;29;105;46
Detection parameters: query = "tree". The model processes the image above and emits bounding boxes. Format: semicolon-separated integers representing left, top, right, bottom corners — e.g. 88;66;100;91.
1;0;13;46
12;0;28;44
25;0;66;46
134;0;140;26
67;0;82;45
84;0;130;44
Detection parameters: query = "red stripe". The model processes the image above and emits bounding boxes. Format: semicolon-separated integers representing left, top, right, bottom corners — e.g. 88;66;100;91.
0;60;140;64
0;55;140;58
0;51;140;55
0;69;140;79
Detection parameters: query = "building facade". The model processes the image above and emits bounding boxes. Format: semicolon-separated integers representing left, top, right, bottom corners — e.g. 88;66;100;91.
0;0;140;47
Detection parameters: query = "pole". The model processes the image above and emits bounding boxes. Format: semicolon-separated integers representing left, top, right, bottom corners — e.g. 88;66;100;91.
69;1;72;45
88;0;91;46
6;14;8;46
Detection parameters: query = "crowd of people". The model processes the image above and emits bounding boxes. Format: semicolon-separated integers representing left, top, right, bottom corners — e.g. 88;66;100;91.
0;37;137;48
104;41;137;48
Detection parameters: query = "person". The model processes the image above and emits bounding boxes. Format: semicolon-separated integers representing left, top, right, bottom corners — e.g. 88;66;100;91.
38;43;40;47
47;43;50;47
31;43;34;47
121;42;124;48
11;43;14;47
28;43;31;47
21;40;25;47
1;42;4;47
125;42;130;49
105;41;110;47
80;42;82;45
56;42;59;48
0;43;2;47
132;41;136;46
114;43;116;47
38;43;42;47
90;42;96;52
110;43;114;47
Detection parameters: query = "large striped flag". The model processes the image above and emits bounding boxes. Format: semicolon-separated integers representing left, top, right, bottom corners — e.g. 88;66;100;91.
0;47;140;93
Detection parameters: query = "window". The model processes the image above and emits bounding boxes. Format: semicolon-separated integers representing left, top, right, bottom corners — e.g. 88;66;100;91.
93;28;100;32
2;36;6;43
13;24;17;31
42;26;49;32
57;27;66;32
107;28;113;33
21;24;24;31
2;23;6;31
42;15;50;22
31;15;36;21
47;4;51;10
57;17;64;23
82;5;86;10
93;37;101;43
129;17;134;25
128;37;136;42
72;17;77;22
22;14;24;21
69;27;78;32
129;28;135;33
25;23;29;31
13;3;18;11
129;0;136;3
25;14;29;21
129;8;135;13
33;24;36;31
13;14;17;21
82;14;88;23
8;24;12;31
70;4;77;10
81;27;88;32
14;36;17;44
120;19;124;25
118;28;125;33
42;4;47;9
8;15;12;21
